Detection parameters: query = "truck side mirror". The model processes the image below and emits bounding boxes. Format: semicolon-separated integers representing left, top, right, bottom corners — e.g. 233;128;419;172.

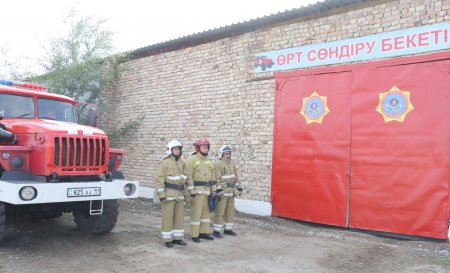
88;107;98;127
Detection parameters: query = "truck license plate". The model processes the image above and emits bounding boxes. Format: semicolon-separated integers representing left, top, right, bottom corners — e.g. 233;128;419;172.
67;187;101;197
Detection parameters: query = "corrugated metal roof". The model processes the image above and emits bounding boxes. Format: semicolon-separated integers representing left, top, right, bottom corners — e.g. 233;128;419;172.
131;0;371;58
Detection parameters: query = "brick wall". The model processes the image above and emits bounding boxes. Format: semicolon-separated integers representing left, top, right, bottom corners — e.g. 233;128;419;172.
102;0;450;202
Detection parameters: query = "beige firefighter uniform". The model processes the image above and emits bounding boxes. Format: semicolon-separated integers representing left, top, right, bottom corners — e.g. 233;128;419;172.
155;154;188;243
186;152;217;238
213;157;242;233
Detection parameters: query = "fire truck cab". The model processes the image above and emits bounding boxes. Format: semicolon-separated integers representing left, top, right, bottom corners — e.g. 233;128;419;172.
0;80;139;243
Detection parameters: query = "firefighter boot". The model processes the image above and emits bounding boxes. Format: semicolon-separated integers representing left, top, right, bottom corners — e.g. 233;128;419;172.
199;233;214;240
224;230;237;236
173;239;188;245
165;242;174;248
213;231;223;238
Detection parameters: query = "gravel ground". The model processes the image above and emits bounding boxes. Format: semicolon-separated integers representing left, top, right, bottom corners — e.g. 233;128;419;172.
0;199;449;273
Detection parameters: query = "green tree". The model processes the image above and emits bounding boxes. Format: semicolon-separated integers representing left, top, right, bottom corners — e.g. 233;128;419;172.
31;9;141;145
33;9;115;103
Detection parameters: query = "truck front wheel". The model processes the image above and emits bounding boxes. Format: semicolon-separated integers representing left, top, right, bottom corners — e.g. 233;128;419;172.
73;200;119;234
0;203;5;243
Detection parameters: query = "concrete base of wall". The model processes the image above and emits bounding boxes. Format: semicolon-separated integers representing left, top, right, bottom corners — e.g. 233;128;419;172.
138;186;272;216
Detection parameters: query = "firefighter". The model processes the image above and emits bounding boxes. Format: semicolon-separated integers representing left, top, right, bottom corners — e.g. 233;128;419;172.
155;140;188;248
186;138;216;242
213;145;243;238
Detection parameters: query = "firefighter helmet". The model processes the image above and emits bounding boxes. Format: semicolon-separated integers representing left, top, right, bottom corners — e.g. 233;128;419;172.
219;145;232;158
166;139;183;155
194;138;210;152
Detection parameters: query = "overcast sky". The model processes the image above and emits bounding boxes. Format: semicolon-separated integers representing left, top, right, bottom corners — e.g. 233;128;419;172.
0;0;319;75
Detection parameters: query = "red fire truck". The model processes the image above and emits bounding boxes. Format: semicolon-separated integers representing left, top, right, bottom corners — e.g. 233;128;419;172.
255;55;274;71
0;80;139;243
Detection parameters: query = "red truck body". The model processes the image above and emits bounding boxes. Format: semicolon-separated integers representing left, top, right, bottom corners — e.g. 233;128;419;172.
0;81;139;242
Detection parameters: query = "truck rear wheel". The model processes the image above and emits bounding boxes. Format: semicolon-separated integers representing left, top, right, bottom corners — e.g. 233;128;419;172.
0;203;5;243
73;200;119;234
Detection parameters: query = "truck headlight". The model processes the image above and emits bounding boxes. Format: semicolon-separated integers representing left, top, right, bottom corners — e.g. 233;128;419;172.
19;186;37;201
2;152;10;160
124;183;136;196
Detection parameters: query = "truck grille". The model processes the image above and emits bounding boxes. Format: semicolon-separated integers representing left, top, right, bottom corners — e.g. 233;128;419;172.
54;137;106;168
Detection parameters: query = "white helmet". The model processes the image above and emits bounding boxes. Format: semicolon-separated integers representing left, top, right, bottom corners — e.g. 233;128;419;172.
166;140;183;155
219;145;232;158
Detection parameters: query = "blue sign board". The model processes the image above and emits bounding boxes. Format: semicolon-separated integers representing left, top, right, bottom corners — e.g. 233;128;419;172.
255;22;450;73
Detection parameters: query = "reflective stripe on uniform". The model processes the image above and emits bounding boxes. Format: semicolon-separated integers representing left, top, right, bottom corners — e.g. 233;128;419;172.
163;196;184;201
180;175;187;180
224;192;234;197
224;223;234;230
187;186;194;190
157;188;165;193
173;229;184;237
191;221;200;226
167;175;181;180
221;174;235;179
194;190;210;195
161;231;173;238
213;224;223;232
200;219;210;223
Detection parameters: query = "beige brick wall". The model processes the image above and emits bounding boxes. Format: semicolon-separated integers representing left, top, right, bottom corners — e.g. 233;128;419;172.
102;0;450;202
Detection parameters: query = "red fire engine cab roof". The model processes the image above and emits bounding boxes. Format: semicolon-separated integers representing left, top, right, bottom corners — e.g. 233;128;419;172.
0;80;75;104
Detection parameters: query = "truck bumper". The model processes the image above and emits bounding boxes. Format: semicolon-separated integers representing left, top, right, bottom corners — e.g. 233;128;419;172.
0;179;139;205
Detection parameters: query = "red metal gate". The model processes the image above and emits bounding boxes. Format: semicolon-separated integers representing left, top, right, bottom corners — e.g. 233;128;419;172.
272;52;450;239
272;71;352;227
350;59;450;238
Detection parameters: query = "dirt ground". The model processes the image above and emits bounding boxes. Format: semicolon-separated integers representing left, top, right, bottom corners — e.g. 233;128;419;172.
0;199;449;273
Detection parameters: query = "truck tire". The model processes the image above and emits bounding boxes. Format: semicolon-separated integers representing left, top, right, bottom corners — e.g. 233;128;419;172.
73;200;119;234
0;203;5;243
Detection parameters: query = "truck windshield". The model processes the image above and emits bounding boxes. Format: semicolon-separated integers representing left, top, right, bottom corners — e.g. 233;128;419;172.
0;94;35;119
38;99;76;123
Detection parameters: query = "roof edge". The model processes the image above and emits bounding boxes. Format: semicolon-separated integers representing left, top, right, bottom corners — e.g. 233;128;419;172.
130;0;385;59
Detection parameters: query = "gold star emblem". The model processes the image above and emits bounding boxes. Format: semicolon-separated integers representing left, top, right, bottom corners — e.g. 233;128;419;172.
299;91;330;124
376;86;414;123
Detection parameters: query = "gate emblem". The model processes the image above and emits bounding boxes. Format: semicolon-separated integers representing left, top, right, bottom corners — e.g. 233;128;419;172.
376;86;414;123
299;91;330;124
